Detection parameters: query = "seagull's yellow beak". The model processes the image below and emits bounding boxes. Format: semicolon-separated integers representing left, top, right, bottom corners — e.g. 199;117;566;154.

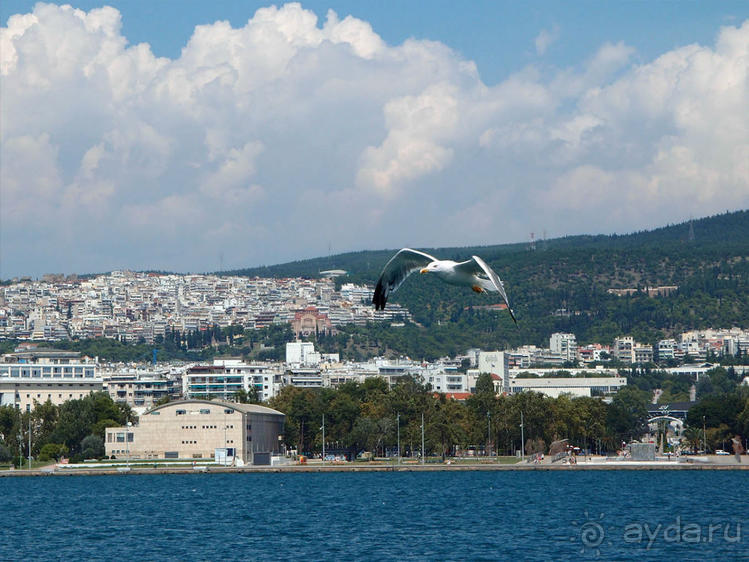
420;268;429;274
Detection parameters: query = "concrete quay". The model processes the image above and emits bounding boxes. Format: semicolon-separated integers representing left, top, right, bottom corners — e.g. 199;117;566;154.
2;457;747;477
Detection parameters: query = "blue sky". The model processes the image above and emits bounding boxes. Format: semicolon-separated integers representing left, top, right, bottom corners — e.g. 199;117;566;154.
1;1;748;277
4;1;746;83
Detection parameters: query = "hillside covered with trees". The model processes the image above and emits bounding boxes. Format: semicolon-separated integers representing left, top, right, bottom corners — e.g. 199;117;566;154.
228;210;749;355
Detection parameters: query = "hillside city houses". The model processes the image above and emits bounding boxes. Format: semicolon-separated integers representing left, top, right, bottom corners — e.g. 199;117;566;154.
1;271;748;415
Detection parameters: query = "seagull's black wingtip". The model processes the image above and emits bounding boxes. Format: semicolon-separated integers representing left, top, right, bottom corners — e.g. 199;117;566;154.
372;280;387;310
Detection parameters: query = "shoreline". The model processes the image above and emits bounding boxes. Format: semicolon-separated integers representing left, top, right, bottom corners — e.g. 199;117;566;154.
2;461;748;477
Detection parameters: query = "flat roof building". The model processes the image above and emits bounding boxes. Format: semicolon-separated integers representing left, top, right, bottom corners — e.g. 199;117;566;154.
0;349;101;410
105;399;285;465
510;376;627;398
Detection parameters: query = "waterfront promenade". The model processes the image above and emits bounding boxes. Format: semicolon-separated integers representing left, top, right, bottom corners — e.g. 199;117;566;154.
2;456;747;477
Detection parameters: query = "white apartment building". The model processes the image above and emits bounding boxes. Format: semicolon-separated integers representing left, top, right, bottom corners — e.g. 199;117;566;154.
183;359;281;402
613;337;635;363
612;337;654;364
550;332;578;362
656;339;679;361
102;368;180;413
285;341;320;367
0;348;102;411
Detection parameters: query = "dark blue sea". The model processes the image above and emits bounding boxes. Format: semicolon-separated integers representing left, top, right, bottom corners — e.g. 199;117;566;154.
1;470;747;560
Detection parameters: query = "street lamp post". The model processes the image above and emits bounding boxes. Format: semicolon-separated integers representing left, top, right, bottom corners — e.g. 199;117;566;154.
486;411;491;458
520;411;525;461
702;416;707;453
421;412;425;465
396;413;400;465
321;414;325;465
126;421;132;469
28;416;31;470
18;432;22;469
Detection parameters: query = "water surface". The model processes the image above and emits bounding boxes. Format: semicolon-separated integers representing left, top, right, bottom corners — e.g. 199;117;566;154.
1;471;746;560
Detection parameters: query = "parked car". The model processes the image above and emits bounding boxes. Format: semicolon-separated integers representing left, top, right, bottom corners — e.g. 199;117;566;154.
715;449;730;455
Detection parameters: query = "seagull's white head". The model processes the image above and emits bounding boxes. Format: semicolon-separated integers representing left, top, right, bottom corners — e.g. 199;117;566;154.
420;261;442;274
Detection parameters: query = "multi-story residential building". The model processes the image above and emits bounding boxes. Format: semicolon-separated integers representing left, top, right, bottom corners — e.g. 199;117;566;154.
284;367;323;388
0;348;102;410
550;332;578;362
680;339;707;361
183;359;281;402
286;341;320;367
102;368;181;412
634;344;654;364
656;339;679;362
425;365;469;393
613;336;635;363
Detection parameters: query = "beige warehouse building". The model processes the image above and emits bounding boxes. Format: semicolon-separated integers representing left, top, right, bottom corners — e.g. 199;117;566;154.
106;399;285;465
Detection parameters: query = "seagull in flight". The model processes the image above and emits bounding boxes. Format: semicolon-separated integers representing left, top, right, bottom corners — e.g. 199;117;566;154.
372;248;517;325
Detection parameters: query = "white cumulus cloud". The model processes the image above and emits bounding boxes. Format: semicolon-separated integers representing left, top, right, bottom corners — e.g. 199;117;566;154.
1;3;748;277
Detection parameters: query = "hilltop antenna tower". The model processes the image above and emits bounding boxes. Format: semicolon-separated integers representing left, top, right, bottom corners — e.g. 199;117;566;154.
528;232;536;251
688;218;695;242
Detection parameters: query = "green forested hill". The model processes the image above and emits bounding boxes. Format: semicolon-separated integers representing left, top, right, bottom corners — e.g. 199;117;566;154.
226;210;749;354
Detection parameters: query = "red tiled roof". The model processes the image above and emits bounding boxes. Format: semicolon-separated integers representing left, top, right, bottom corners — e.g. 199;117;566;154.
435;392;472;401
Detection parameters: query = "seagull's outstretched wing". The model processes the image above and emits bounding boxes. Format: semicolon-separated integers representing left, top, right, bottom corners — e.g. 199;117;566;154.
456;255;517;325
373;248;437;310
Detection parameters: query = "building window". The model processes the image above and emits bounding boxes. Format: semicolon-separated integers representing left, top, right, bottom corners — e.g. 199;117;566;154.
176;409;186;415
224;409;233;414
200;409;210;415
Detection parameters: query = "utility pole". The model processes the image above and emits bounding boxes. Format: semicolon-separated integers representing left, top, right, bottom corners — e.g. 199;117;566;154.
520;411;525;461
421;412;425;465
